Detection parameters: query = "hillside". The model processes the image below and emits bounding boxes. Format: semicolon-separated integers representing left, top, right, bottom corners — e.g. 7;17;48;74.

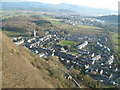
96;15;118;24
2;32;75;88
2;15;54;36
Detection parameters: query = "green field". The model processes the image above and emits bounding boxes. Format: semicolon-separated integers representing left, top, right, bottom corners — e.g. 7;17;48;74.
58;40;77;47
111;32;120;50
1;10;29;19
41;15;62;21
76;25;101;29
3;31;26;37
49;20;104;35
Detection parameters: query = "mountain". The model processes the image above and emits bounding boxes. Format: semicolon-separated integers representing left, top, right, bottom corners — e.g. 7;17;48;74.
2;2;117;16
56;3;117;16
1;32;75;88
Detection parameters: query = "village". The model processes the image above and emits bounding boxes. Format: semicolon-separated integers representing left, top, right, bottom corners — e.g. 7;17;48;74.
11;29;119;87
44;14;105;26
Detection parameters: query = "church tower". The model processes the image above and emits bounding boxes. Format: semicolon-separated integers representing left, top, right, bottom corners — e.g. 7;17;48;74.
34;30;37;37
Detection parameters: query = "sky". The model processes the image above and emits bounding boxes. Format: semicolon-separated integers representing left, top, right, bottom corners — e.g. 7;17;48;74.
2;0;119;11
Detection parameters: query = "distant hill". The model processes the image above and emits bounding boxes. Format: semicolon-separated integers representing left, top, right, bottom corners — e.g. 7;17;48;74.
96;15;118;24
1;2;117;16
1;32;75;88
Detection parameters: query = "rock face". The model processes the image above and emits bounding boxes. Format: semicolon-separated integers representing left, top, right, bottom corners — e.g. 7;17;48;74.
1;32;73;88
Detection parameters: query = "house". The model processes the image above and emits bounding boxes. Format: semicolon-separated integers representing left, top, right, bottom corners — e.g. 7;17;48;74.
109;74;113;80
14;39;24;45
107;48;110;52
107;55;114;64
91;53;95;57
52;50;55;56
61;47;66;52
39;52;48;58
92;55;101;61
110;81;116;85
77;49;89;54
35;50;39;54
92;71;97;75
60;58;65;61
100;69;103;75
85;69;91;74
95;69;98;72
77;41;88;49
12;37;17;41
115;68;118;72
85;64;89;69
18;36;22;40
55;52;76;60
91;60;95;64
27;38;35;43
66;60;70;63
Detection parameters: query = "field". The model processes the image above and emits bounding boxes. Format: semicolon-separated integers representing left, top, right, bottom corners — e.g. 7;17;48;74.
76;25;101;29
48;20;105;35
1;10;58;19
58;40;77;47
2;31;24;37
111;32;120;59
41;15;62;21
111;32;120;50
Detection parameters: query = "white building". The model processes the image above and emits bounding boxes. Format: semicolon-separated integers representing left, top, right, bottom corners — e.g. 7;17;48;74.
92;55;101;61
100;69;103;75
107;55;114;64
39;52;47;58
34;30;37;37
109;74;113;79
52;50;55;56
27;38;35;43
85;64;89;69
92;60;95;64
14;39;24;45
77;41;88;49
91;53;95;57
35;50;39;54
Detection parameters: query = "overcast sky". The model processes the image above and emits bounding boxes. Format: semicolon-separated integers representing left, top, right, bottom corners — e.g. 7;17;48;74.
2;0;119;11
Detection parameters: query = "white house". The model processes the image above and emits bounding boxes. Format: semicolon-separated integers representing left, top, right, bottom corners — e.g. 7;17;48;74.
77;41;88;49
91;53;95;57
39;52;47;58
107;55;114;64
14;39;24;45
92;55;101;61
85;64;89;69
35;50;39;54
92;60;95;64
100;69;103;75
52;50;55;56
